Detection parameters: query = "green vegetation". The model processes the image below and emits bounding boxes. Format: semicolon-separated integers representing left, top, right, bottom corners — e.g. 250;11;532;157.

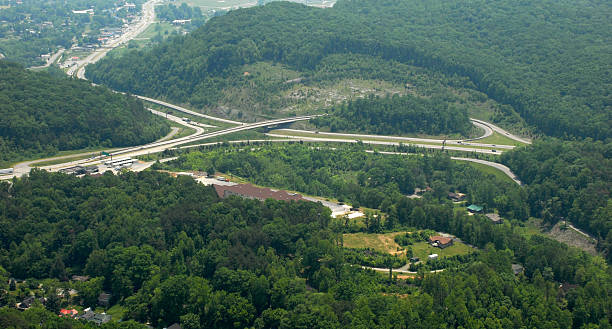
0;0;144;66
87;0;609;139
0;166;610;328
312;94;473;136
502;139;612;261
0;61;169;167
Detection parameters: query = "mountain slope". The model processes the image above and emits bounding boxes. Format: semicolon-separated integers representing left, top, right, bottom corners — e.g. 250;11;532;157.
87;0;611;139
0;61;170;165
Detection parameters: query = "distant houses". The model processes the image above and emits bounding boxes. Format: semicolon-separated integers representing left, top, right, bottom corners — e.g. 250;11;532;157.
448;192;466;202
78;307;111;325
467;204;483;213
428;235;453;249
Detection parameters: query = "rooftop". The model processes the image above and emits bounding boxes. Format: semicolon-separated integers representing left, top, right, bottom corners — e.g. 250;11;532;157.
213;183;304;202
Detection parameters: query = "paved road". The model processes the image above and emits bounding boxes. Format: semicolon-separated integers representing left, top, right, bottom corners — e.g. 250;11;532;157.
450;157;522;185
470;118;532;144
136;95;244;125
277;129;515;149
29;48;65;69
265;133;505;155
70;0;159;78
1;114;322;180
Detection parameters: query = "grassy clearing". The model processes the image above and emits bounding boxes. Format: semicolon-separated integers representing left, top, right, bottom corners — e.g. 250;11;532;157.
179;0;255;9
95;304;125;322
343;231;473;259
461;161;515;185
477;131;526;147
343;232;408;254
409;241;473;260
138;22;177;39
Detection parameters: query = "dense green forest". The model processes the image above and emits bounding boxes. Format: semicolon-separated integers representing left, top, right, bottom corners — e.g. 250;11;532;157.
158;143;528;221
87;0;611;139
502;139;612;258
311;94;473;136
1;170;611;328
0;61;169;165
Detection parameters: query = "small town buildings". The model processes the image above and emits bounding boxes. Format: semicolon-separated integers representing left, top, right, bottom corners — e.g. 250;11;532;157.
409;257;420;263
59;308;78;318
213;183;304;202
467;204;483;213
428;254;439;260
448;192;466;202
429;235;454;249
78;308;111;325
16;296;45;311
166;324;182;329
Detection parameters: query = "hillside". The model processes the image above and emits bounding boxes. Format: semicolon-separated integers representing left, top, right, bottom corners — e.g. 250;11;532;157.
87;0;611;139
0;61;169;165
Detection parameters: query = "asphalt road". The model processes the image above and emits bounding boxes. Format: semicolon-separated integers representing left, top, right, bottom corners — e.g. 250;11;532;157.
136;95;244;125
470;118;532;144
69;0;159;79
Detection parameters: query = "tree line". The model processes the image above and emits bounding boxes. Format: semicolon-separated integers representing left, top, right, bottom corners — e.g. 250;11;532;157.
87;0;611;140
0;61;169;166
0;168;609;328
312;94;473;136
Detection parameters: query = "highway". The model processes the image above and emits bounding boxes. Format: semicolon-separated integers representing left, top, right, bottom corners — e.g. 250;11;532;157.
136;95;244;125
275;128;515;149
265;133;506;155
68;0;159;78
470;118;532;144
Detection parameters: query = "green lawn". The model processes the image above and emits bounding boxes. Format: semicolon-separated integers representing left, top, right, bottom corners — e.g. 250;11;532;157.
409;241;473;260
95;304;125;322
461;161;516;185
477;131;527;147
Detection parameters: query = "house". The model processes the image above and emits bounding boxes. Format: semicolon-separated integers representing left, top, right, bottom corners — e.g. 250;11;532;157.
486;213;503;224
17;296;45;310
467;204;483;213
448;192;466;202
511;264;524;275
98;292;111;307
78;308;111;325
167;324;182;329
71;275;89;281
213;183;304;202
428;254;439;260
428;235;454;249
409;257;420;263
59;309;78;318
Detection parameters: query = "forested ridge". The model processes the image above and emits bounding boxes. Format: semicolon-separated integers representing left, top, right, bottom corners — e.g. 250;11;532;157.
88;0;611;139
0;169;610;328
502;139;612;257
311;94;473;136
0;61;169;165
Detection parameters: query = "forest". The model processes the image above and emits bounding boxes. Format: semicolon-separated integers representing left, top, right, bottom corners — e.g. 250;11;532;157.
0;61;169;165
311;94;473;136
156;143;527;219
0;168;610;328
502;139;612;259
87;0;611;139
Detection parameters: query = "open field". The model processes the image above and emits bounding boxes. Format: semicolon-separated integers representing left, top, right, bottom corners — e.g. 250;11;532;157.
462;161;516;184
477;131;526;147
343;231;473;259
343;232;407;254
